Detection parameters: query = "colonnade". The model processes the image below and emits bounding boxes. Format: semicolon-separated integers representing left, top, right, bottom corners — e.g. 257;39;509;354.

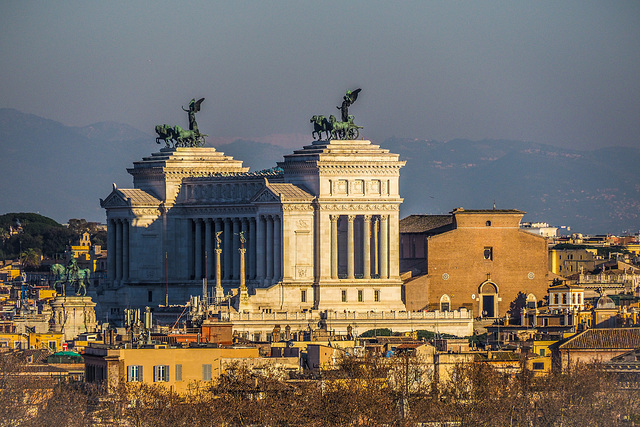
329;214;390;280
187;215;282;285
107;218;129;283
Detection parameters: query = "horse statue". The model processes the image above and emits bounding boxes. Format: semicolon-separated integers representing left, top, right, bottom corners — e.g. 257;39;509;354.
172;125;207;147
50;260;91;296
310;115;332;140
328;115;349;139
155;124;175;147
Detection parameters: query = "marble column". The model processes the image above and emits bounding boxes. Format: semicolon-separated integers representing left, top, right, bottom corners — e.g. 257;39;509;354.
241;218;249;280
249;217;256;280
115;219;123;282
330;215;339;279
266;216;273;282
224;218;232;280
373;217;379;277
273;215;281;282
214;218;223;282
205;219;213;279
195;219;203;279
107;219;115;281
347;215;355;279
215;248;223;300
232;218;240;280
256;215;265;281
185;218;194;279
380;215;389;279
363;215;371;279
122;219;129;281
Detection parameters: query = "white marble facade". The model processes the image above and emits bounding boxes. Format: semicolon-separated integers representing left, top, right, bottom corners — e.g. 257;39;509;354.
100;139;406;317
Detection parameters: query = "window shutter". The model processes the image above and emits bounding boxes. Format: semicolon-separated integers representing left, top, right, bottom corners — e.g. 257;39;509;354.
176;364;182;381
165;365;169;382
138;366;143;382
127;366;133;382
154;365;159;382
203;364;212;381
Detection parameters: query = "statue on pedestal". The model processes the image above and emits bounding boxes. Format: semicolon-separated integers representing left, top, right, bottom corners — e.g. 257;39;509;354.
51;259;90;296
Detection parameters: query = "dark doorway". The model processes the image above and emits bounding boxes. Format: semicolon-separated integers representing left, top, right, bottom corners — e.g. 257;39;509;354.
483;295;495;317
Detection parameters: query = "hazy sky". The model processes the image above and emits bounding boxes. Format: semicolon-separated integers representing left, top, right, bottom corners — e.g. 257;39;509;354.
1;1;639;150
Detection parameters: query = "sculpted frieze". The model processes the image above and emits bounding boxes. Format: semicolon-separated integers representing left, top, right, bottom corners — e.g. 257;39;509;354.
296;219;311;229
318;203;399;211
131;208;162;216
184;207;258;215
282;204;313;211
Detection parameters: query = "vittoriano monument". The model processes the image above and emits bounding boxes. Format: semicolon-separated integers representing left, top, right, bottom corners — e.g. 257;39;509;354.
155;98;208;148
310;88;363;140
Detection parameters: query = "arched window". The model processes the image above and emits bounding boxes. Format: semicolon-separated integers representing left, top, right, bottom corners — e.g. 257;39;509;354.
526;293;537;309
440;294;451;312
486;221;491;226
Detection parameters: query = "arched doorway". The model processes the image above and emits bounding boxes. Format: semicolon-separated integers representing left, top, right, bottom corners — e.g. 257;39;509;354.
479;281;498;318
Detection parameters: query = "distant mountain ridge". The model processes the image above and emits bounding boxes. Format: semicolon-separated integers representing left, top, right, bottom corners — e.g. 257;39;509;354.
384;138;640;235
0;109;638;235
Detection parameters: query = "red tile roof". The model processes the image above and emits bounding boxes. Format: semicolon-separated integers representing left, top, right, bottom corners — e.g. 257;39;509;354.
559;328;640;350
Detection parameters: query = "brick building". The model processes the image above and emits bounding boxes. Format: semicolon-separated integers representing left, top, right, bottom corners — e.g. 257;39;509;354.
401;208;549;317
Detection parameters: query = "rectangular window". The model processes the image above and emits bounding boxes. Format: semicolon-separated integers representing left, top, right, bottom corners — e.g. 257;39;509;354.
153;365;169;382
532;362;545;371
540;349;546;357
341;290;347;302
202;364;212;381
374;290;380;302
358;290;363;302
562;294;567;304
301;290;306;303
254;333;261;342
483;247;493;260
127;365;143;382
175;364;182;382
48;341;57;352
148;290;153;303
554;294;559;305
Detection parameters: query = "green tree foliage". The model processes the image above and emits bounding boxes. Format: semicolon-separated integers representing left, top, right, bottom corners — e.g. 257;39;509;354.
0;212;103;262
359;328;393;337
20;248;41;270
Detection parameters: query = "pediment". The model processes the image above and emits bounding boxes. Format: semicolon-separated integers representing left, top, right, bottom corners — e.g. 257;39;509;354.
100;190;130;208
251;187;281;204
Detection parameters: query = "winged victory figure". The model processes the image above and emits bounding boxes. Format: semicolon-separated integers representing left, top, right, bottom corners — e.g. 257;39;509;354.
337;88;361;122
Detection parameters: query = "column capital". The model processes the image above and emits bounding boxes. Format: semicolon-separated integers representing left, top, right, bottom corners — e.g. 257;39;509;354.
330;214;340;223
363;214;372;222
347;214;356;222
380;214;389;223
